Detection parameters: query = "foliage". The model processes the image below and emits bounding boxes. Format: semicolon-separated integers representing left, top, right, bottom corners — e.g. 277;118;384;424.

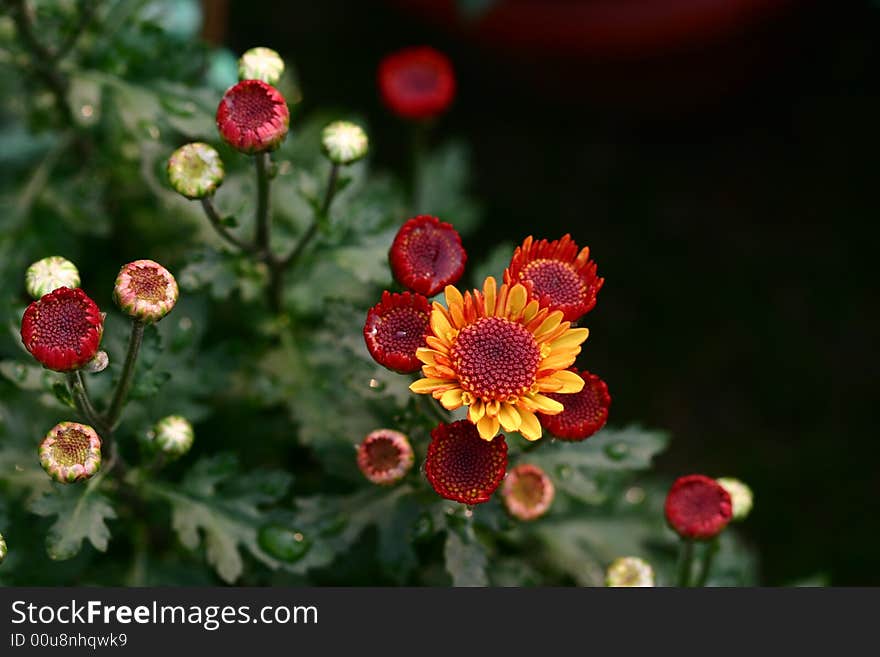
0;0;757;587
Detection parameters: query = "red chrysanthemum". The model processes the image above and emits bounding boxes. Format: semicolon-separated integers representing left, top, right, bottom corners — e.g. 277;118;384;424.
357;429;415;486
504;234;604;322
539;369;610;441
502;464;555;521
21;287;104;372
424;420;508;505
216;79;289;153
665;475;733;540
363;291;432;373
389;215;466;297
378;46;456;120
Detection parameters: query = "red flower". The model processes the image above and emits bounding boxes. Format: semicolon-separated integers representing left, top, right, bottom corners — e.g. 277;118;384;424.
425;420;508;505
378;46;456;120
539;369;610;441
21;287;104;372
357;429;415;486
504;234;604;322
216;80;289;153
665;475;733;540
363;291;432;373
502;464;555;521
389;215;466;297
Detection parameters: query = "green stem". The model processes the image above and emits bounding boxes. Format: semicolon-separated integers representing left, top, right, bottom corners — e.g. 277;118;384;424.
677;538;695;587
66;371;108;434
282;162;339;270
200;197;257;253
694;538;720;587
254;152;272;256
104;319;145;430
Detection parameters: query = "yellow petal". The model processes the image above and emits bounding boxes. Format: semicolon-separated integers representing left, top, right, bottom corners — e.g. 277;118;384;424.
540;352;578;371
518;409;542;441
482;277;497;317
548;328;590;351
409;378;452;394
538;369;585;394
444;285;464;310
522;300;541;323
477;414;500;440
485;399;500;417
439;388;464;410
415;347;438;365
521;393;564;414
449;298;467;329
505;284;528;319
533;312;563;340
468;399;485;423
430;309;455;342
497;403;522;432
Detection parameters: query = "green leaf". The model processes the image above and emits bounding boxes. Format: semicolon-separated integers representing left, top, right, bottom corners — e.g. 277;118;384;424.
143;454;293;583
444;523;489;587
29;484;117;560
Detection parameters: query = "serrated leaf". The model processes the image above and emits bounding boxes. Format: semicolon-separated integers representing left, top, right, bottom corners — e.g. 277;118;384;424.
30;484;117;560
444;523;489;587
144;454;293;583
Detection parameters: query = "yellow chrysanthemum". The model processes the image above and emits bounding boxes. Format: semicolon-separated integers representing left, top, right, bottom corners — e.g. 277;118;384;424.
409;276;589;441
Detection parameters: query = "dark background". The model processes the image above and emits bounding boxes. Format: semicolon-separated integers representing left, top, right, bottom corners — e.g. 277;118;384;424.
215;0;878;585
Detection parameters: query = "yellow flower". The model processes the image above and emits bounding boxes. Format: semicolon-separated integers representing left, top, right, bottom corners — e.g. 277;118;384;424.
409;276;589;441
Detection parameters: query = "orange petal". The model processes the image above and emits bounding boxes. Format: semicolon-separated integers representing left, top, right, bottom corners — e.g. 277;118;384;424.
409;378;453;394
482;277;497;317
477;414;500;440
537;369;584;394
518;409;542;441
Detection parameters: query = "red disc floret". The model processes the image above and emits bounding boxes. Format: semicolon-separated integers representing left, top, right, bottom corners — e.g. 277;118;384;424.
364;291;432;373
389;215;466;297
21;287;104;372
540;369;610;441
216;79;290;153
378;46;456;120
665;474;733;540
505;234;604;322
424;420;508;505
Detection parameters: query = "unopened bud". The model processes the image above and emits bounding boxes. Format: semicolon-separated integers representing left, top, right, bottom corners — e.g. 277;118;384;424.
322;121;368;165
25;256;80;299
152;415;194;459
167;142;224;199
238;47;285;85
716;477;754;521
606;557;655;587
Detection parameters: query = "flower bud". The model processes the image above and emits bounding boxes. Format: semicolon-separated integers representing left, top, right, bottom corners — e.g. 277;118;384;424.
606;557;655;587
716;477;754;521
151;415;194;459
357;429;414;485
167;142;224;199
84;351;109;373
216;80;289;154
238;47;285;85
665;474;732;540
21;287;104;372
502;464;555;521
25;256;80;299
114;260;179;323
0;532;6;564
322;121;368;165
39;422;102;484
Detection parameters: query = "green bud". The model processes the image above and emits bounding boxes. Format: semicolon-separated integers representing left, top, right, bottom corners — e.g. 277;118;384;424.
321;121;369;165
0;532;6;564
151;415;194;459
25;256;80;299
238;47;284;85
167;142;224;199
606;557;655;587
717;477;754;521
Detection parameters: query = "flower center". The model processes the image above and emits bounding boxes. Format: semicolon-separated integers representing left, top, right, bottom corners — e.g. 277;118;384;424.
401;227;463;282
548;381;604;425
52;428;90;466
128;266;168;302
521;259;585;307
450;317;541;401
365;438;401;472
676;484;726;523
374;307;428;355
224;84;281;132
398;64;439;94
33;295;93;351
509;471;546;508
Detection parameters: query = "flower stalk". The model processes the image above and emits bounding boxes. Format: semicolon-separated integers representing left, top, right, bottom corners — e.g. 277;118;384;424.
105;319;145;430
677;538;695;587
694;538;720;587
